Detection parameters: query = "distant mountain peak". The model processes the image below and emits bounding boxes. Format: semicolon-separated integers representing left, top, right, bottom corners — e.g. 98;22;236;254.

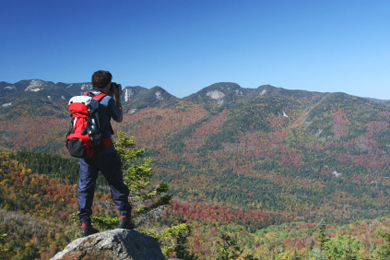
150;86;172;101
205;82;243;93
184;82;277;108
120;85;178;111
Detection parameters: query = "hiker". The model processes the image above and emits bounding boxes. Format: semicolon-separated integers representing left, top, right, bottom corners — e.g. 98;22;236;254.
77;70;133;237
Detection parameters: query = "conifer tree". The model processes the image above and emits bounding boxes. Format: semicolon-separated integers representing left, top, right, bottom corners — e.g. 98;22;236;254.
317;219;328;251
173;222;199;260
90;132;194;259
378;226;390;259
115;131;172;226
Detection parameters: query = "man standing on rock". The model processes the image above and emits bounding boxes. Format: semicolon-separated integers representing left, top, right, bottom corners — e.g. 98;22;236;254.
77;70;134;237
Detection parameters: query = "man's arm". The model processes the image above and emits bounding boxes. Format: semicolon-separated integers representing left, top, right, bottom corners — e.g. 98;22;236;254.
114;99;123;123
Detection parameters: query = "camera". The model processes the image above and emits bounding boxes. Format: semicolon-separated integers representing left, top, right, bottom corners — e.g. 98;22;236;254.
108;82;121;100
109;82;119;92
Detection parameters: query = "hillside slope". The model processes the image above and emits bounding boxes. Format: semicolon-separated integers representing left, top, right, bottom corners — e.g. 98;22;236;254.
1;148;390;259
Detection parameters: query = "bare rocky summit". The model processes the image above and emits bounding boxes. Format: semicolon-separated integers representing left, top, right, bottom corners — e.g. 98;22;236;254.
51;229;164;260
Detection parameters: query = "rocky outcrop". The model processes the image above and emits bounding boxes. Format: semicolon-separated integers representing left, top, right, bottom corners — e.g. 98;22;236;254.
51;229;164;260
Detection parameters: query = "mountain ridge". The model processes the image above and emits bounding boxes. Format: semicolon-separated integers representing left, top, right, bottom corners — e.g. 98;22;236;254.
2;79;388;104
3;79;390;259
2;78;390;226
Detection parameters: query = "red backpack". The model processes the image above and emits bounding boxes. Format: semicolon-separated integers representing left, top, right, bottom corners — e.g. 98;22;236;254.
66;92;113;158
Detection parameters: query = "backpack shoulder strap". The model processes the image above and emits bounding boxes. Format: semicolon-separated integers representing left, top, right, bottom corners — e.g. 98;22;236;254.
84;92;114;135
93;93;107;101
82;92;106;101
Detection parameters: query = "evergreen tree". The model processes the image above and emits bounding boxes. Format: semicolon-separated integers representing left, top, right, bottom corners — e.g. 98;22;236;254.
378;225;390;259
317;219;328;251
90;132;195;259
173;222;199;260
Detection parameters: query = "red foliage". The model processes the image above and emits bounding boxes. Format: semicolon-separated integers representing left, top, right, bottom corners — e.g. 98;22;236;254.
195;109;227;137
170;199;275;225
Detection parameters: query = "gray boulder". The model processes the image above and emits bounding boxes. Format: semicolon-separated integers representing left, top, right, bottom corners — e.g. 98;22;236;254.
51;229;165;260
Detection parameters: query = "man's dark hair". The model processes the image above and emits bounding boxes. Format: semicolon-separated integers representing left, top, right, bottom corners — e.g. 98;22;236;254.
92;70;112;91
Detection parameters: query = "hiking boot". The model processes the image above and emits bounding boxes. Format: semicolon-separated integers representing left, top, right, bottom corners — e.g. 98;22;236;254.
81;223;99;237
118;215;135;229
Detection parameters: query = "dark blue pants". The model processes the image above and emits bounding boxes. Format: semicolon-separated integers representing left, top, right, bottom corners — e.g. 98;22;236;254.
77;151;132;225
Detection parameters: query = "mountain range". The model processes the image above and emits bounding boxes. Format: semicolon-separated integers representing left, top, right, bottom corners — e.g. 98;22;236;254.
0;79;179;118
2;79;390;227
3;79;388;116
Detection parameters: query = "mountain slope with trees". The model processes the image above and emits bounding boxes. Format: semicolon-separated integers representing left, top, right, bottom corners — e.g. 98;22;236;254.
1;79;390;228
2;149;390;259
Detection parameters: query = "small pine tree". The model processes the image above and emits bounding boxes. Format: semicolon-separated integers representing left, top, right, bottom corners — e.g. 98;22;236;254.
114;132;172;227
89;132;195;259
91;132;172;229
317;219;328;251
174;222;199;260
378;228;390;259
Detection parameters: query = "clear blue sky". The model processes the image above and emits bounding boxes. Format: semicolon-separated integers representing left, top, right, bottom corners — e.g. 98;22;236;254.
1;0;389;99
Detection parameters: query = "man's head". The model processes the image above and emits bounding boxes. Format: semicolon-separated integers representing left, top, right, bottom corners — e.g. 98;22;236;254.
92;70;112;91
